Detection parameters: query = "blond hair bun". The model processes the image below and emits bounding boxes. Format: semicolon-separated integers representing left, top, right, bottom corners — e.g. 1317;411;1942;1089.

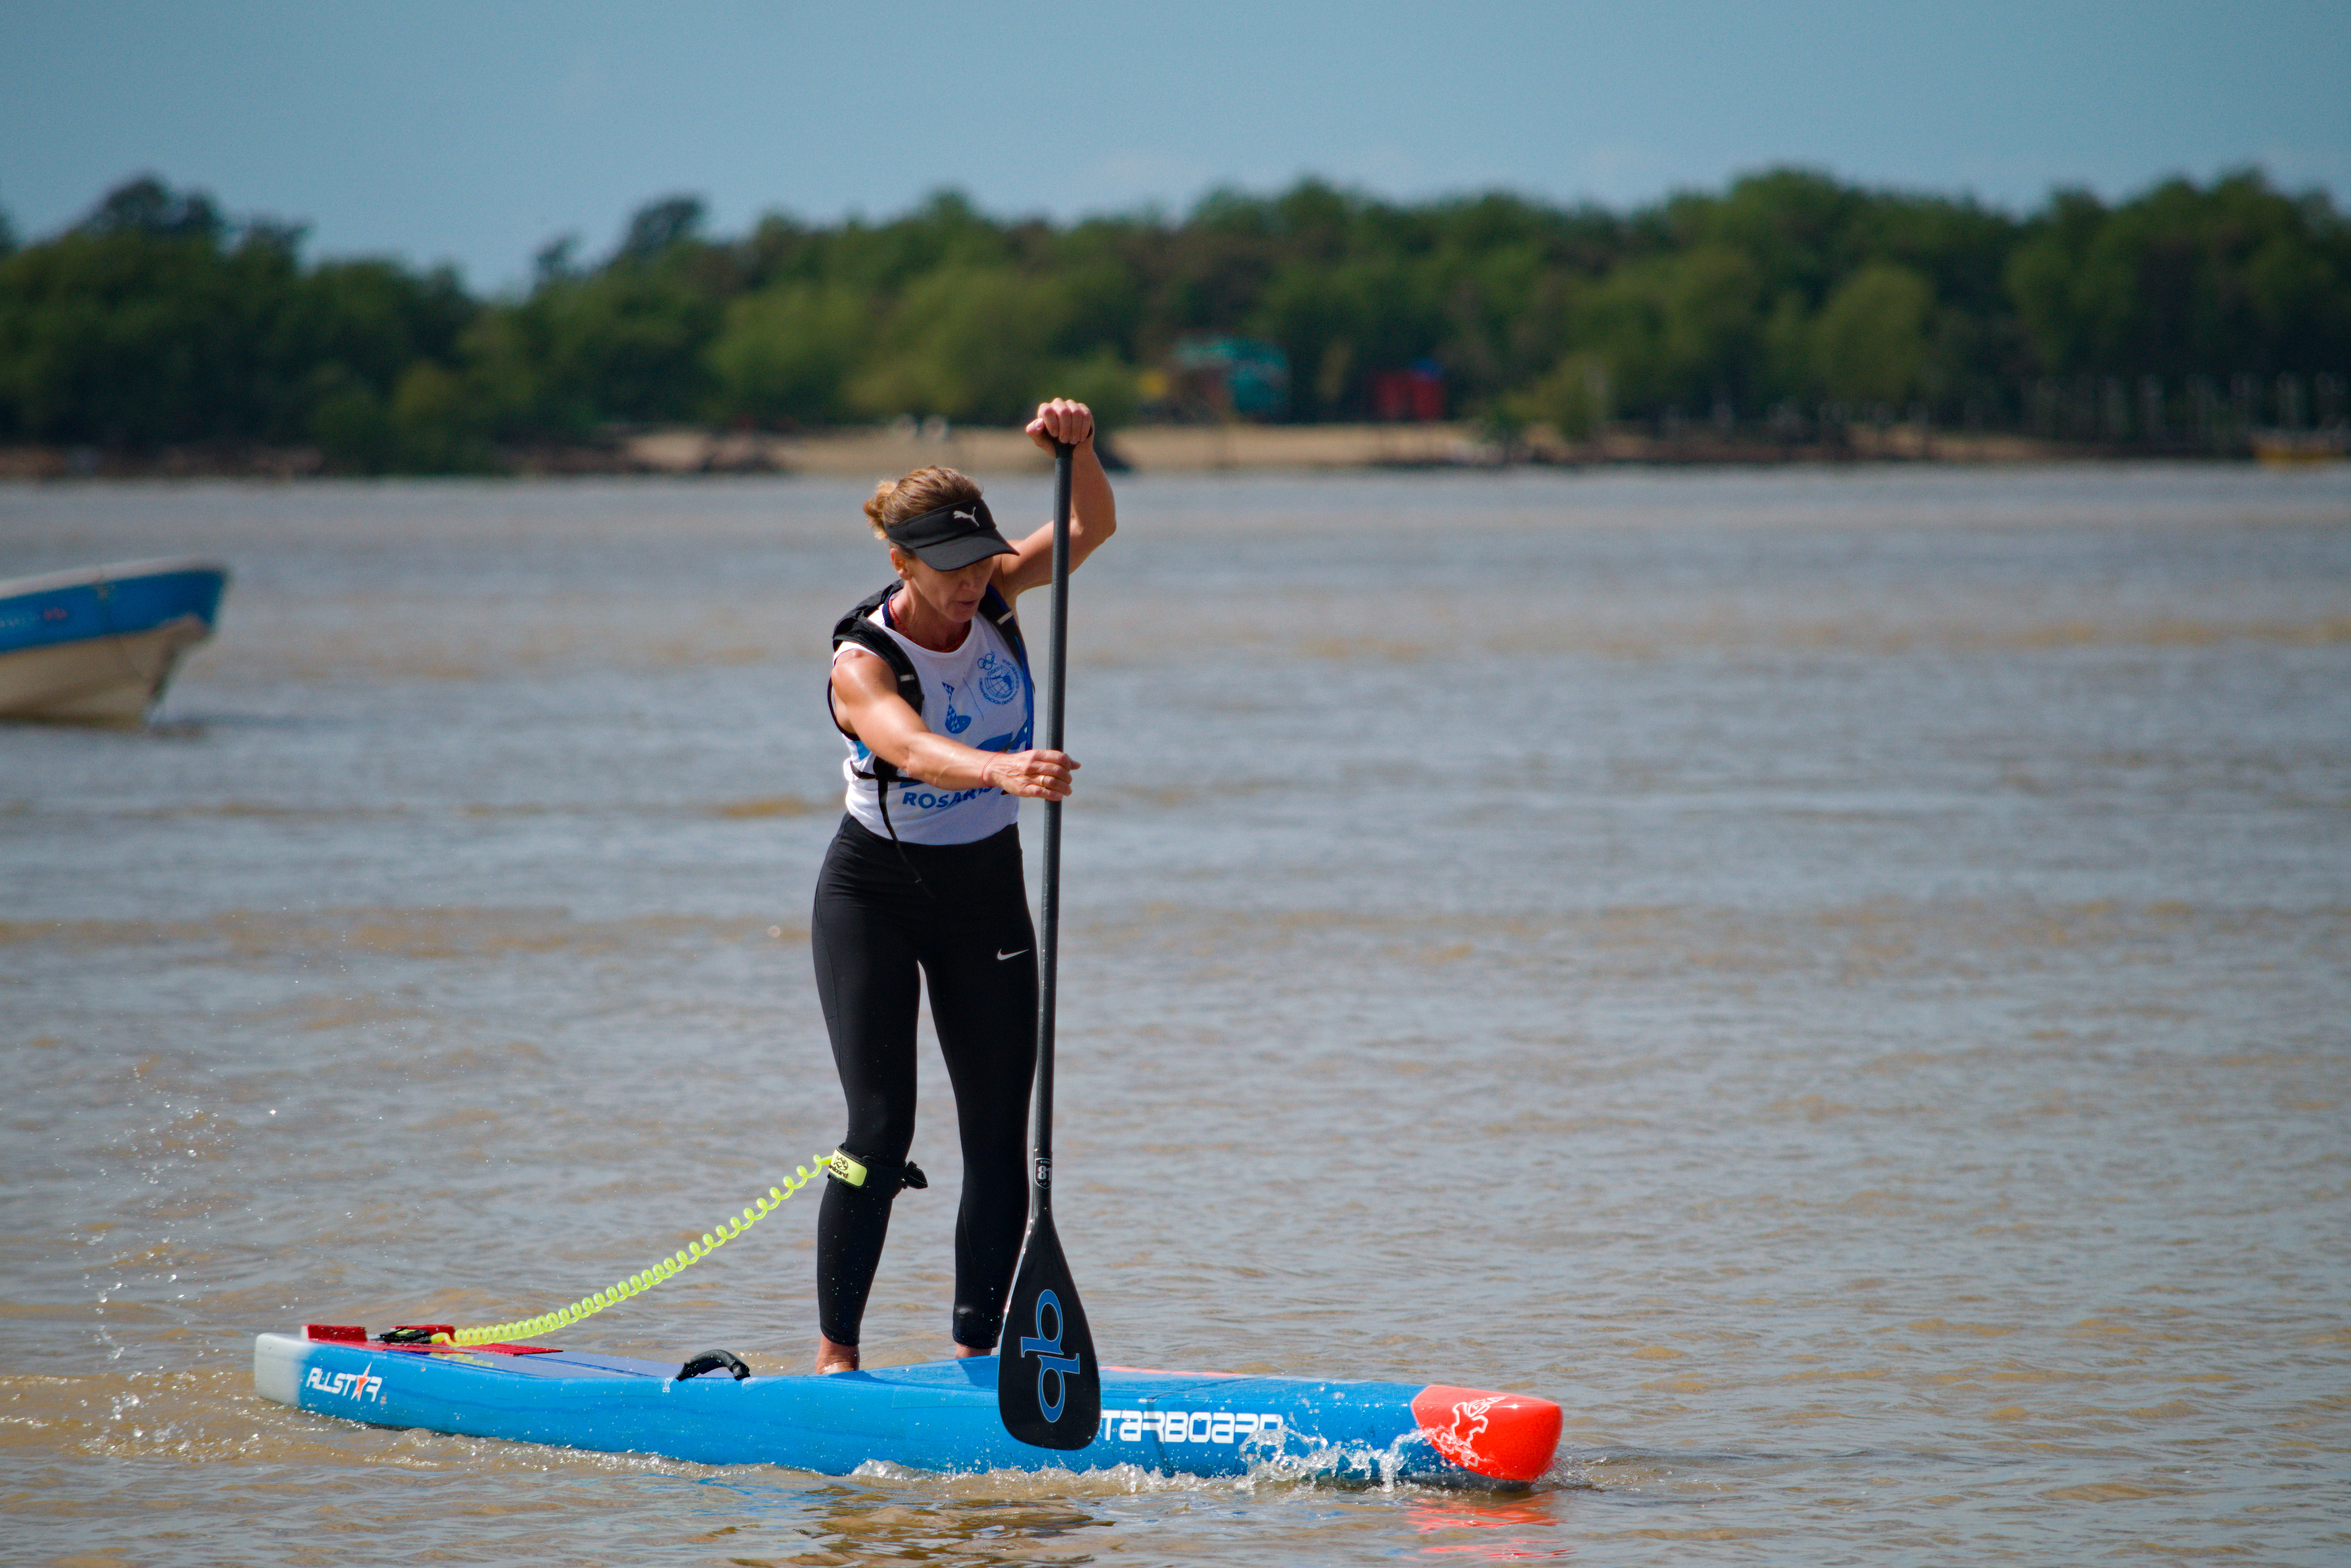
865;466;983;541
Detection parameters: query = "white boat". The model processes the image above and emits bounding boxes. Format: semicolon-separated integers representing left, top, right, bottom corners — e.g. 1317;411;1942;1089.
0;557;229;723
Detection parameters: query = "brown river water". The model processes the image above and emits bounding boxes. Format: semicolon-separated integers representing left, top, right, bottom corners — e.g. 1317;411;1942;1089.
3;466;2347;1565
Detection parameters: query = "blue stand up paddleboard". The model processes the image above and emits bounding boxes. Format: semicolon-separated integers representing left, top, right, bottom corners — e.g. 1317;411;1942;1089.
253;1327;1562;1487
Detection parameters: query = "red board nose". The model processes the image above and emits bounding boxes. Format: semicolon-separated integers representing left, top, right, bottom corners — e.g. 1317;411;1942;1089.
1410;1384;1563;1484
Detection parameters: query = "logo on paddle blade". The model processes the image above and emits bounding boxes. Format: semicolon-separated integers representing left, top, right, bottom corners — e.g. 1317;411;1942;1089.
1017;1289;1085;1423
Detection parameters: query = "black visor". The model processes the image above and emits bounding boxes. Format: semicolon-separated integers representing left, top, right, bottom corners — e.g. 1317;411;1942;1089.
885;497;1016;570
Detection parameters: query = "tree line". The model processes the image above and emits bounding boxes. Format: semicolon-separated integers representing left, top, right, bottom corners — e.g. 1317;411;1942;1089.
1;168;2345;470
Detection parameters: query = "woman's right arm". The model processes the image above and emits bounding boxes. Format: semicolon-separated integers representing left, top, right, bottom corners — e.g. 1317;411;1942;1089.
831;648;1076;800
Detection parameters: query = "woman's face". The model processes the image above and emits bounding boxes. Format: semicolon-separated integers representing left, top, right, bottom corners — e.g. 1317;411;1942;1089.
895;549;995;624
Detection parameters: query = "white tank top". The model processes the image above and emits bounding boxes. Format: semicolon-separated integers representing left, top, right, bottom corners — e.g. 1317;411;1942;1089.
833;597;1031;845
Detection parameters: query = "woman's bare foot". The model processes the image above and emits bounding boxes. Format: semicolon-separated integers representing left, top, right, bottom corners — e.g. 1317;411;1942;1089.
816;1334;859;1374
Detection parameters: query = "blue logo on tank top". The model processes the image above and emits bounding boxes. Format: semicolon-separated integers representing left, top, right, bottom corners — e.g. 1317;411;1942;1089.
940;681;973;735
973;714;1031;754
976;651;1018;706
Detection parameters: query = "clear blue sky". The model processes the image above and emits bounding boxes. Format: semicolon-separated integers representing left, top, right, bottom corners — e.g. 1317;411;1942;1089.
4;0;2344;292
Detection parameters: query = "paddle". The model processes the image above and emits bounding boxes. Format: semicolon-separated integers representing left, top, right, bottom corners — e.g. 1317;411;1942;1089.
998;438;1101;1449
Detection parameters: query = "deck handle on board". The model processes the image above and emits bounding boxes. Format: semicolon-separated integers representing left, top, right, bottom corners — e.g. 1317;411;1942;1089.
677;1349;752;1382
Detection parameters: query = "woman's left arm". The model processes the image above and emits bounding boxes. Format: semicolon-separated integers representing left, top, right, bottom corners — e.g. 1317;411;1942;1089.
995;398;1117;599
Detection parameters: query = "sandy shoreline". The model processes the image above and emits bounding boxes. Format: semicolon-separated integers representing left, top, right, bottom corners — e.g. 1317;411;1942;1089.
0;422;2236;480
418;420;2114;476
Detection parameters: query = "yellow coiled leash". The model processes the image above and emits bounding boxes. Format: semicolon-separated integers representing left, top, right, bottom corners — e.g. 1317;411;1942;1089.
433;1154;836;1347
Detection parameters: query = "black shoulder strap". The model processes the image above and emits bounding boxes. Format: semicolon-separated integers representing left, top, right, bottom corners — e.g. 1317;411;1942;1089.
829;581;921;784
832;579;923;707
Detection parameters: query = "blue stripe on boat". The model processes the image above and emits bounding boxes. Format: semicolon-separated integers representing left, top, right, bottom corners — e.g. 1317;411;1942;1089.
0;559;227;657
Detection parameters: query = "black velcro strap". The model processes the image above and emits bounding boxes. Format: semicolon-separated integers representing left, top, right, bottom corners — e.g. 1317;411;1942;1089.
823;1148;929;1193
377;1325;451;1344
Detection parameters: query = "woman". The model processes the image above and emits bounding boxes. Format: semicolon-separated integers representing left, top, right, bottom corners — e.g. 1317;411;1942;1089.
812;398;1116;1374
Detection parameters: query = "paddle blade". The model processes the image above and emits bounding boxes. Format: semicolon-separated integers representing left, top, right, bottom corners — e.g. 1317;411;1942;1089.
997;1209;1098;1448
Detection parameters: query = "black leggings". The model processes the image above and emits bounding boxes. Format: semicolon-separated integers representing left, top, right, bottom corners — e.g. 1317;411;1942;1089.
810;815;1036;1350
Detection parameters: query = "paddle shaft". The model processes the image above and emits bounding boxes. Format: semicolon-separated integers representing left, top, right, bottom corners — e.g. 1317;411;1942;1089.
1029;441;1074;1217
997;438;1099;1449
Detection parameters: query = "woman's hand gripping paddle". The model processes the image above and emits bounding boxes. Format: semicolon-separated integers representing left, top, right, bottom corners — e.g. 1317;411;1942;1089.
999;440;1100;1448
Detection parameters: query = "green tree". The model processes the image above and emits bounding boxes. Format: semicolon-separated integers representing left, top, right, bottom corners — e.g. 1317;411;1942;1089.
521;265;722;424
1249;255;1443;421
1516;352;1611;439
388;360;495;471
613;195;705;266
76;174;225;241
0;195;295;445
308;378;395;472
1039;347;1141;431
1813;262;1939;405
267;258;474;442
2007;173;2351;377
704;282;870;426
848;266;1066;423
1575;244;1766;415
